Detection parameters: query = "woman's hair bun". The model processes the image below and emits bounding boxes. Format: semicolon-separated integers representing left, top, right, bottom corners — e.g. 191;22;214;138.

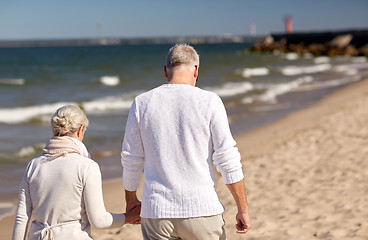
54;116;67;126
51;105;89;137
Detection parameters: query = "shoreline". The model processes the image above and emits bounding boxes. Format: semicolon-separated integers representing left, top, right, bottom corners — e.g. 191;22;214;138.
1;78;368;239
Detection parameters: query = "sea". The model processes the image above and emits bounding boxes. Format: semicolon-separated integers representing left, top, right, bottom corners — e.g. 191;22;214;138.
1;42;368;220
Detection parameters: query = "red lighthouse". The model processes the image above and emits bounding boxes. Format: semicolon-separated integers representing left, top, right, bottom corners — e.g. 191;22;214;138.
285;17;293;33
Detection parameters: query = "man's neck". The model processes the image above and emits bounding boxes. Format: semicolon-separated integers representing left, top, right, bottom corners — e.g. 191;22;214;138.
167;78;194;86
167;72;195;86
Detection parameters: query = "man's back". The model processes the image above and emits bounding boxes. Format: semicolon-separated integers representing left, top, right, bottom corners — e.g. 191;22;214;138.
122;84;242;218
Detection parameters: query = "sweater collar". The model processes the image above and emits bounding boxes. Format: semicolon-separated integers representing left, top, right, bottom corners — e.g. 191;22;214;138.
161;83;194;88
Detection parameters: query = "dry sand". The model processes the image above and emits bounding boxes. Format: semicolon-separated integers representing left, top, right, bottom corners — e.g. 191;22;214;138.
1;78;367;240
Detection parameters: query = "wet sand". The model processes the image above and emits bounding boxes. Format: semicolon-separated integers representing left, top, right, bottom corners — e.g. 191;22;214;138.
2;78;368;239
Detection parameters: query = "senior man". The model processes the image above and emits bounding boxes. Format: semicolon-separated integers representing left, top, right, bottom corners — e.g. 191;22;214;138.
121;43;251;240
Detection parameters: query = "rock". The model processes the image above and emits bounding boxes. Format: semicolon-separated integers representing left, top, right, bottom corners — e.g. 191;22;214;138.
250;30;368;56
328;34;353;48
307;43;327;55
289;43;305;53
359;44;368;56
263;35;274;46
345;45;359;56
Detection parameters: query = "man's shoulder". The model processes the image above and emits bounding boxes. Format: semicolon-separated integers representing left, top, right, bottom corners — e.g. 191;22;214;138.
135;85;162;100
195;87;219;97
191;87;223;105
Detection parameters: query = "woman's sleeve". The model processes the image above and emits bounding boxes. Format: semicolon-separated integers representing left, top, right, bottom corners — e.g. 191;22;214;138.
12;162;33;240
83;162;125;229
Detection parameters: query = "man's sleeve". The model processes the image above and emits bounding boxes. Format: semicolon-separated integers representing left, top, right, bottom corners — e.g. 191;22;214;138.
121;99;145;191
210;94;244;184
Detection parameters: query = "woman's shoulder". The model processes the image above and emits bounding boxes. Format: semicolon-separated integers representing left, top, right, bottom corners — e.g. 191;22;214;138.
34;152;99;171
27;154;48;168
68;153;99;167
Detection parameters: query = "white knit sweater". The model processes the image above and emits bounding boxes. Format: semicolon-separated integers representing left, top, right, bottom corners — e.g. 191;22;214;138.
121;84;244;218
13;137;125;240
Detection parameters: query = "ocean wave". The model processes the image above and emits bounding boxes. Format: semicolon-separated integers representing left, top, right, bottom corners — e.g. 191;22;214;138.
351;56;367;63
16;143;45;158
333;62;368;76
334;62;368;72
205;82;254;97
283;53;299;61
0;102;75;124
100;76;120;86
294;76;361;91
83;95;135;112
0;78;25;85
82;90;142;112
242;76;314;104
281;64;331;76
241;67;269;78
314;56;330;64
0;91;142;124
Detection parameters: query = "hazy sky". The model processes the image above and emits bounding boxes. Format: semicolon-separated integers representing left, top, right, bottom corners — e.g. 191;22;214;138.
1;0;367;40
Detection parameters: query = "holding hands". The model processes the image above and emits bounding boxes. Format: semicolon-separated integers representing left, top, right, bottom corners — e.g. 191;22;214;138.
124;203;141;224
124;190;141;225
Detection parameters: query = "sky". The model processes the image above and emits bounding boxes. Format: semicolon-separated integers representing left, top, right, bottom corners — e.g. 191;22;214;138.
0;0;367;40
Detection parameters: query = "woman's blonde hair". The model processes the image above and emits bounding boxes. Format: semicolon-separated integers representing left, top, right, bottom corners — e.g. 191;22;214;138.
51;105;89;137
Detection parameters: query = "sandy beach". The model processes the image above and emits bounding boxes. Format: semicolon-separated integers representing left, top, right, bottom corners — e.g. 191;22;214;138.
1;78;368;239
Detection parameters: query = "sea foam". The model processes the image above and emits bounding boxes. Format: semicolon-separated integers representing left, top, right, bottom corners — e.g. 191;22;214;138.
242;76;314;104
0;78;25;85
205;82;254;97
281;64;331;76
283;53;299;61
351;57;367;63
242;67;269;78
295;76;361;91
0;90;142;124
83;96;133;112
314;56;330;64
16;143;45;158
100;76;120;86
0;102;75;124
82;90;142;112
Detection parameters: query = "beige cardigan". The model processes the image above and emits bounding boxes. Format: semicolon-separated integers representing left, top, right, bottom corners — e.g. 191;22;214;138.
12;137;125;240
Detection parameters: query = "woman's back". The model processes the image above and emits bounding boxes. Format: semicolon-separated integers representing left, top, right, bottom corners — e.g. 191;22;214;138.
27;153;95;238
13;105;138;240
13;136;126;240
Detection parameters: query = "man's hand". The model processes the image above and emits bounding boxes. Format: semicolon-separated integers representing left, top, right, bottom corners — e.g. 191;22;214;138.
125;190;141;210
125;189;141;224
124;205;141;224
235;212;251;234
226;179;251;234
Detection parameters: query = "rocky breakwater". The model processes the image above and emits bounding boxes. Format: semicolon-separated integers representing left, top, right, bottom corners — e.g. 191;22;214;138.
251;29;368;56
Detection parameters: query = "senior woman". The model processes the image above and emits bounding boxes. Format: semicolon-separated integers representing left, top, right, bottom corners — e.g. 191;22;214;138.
12;105;140;240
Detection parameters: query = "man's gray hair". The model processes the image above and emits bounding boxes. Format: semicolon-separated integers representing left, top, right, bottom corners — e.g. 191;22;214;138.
165;43;199;70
